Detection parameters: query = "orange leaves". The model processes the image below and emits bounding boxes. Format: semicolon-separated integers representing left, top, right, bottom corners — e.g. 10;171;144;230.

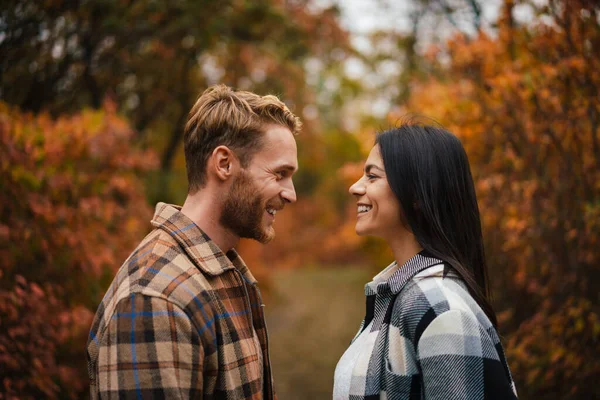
506;297;600;396
0;102;157;398
337;161;363;188
403;2;600;398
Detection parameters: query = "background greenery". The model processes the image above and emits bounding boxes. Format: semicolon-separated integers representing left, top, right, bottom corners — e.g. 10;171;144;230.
1;0;598;398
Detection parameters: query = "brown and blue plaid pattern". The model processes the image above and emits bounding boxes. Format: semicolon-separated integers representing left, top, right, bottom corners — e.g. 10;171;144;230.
340;252;517;399
87;203;274;399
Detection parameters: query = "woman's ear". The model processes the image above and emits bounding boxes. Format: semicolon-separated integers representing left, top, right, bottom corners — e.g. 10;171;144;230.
210;145;238;182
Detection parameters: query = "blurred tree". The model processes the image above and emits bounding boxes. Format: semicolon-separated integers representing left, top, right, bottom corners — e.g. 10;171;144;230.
0;0;350;175
0;101;157;398
3;0;598;396
311;0;491;270
0;3;357;395
401;0;600;398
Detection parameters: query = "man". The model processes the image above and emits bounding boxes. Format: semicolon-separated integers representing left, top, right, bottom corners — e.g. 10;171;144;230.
87;84;301;399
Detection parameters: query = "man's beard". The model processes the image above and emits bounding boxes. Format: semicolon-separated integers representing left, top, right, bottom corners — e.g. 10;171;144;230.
220;171;276;244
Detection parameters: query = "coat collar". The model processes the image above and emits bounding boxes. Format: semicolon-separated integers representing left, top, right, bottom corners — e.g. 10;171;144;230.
365;251;444;296
150;202;257;283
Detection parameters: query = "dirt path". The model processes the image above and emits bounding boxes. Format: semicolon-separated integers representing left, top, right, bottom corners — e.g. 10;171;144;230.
263;267;370;399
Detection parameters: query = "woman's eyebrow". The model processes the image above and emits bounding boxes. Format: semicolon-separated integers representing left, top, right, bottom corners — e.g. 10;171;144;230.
365;164;384;173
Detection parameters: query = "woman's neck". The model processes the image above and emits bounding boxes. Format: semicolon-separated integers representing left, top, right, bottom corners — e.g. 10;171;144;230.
388;233;423;268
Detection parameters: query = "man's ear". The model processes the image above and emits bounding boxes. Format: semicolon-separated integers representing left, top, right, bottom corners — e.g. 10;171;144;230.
211;145;238;182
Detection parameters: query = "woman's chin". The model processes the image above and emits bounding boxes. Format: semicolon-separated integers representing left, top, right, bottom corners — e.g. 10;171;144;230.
354;225;371;237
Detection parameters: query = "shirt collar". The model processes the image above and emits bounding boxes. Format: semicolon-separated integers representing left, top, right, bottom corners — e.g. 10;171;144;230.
150;202;257;283
365;251;443;296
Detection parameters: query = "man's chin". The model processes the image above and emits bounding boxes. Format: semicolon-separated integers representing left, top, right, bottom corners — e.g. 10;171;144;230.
257;229;275;244
254;225;275;244
239;226;275;244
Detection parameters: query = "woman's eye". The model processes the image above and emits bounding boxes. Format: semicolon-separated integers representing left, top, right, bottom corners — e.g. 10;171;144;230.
366;174;378;180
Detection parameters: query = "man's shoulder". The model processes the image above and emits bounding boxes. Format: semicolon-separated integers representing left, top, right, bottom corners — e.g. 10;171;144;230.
125;228;209;284
94;227;216;330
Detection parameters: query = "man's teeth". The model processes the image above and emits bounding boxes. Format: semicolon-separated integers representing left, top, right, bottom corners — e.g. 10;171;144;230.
358;205;372;213
267;208;277;215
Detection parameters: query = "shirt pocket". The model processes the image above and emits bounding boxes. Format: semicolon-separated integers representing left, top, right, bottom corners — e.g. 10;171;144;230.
383;358;422;400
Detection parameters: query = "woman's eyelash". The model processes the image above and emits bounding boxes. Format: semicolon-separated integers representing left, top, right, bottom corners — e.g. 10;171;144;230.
366;174;378;179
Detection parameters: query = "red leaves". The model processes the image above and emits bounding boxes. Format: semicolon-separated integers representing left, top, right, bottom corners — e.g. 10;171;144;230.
0;276;62;398
0;103;157;398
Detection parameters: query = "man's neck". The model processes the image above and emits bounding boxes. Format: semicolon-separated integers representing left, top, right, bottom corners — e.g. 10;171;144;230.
180;191;239;253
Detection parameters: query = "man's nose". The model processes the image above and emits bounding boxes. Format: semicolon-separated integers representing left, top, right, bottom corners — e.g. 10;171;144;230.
281;180;297;204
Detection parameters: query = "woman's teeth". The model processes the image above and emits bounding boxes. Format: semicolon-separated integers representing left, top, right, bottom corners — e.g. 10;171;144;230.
358;205;372;213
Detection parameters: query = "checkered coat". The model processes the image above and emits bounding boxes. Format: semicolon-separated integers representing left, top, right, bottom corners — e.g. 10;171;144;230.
87;203;275;399
344;252;518;399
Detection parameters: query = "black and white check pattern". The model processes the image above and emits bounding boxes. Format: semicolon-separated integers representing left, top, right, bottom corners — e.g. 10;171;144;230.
340;252;518;399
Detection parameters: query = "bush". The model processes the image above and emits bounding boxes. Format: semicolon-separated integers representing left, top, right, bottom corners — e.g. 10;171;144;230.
0;101;157;398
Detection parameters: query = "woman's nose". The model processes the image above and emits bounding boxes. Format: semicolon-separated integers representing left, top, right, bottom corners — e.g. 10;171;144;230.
349;178;365;196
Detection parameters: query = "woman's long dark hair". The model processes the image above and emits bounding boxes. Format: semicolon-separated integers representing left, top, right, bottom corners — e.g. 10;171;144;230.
376;122;498;327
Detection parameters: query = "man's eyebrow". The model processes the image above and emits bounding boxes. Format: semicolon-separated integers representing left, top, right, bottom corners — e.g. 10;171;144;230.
365;164;384;173
277;164;298;173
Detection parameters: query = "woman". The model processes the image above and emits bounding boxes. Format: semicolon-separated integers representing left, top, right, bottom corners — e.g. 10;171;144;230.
333;123;517;399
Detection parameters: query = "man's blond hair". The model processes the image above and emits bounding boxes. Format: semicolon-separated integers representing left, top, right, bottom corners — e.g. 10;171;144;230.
184;84;302;193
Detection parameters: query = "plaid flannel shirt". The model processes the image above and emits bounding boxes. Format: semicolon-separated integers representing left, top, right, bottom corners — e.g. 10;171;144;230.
87;203;275;399
340;252;518;399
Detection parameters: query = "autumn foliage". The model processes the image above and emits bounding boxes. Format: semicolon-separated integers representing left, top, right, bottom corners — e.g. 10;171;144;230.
1;0;599;399
0;102;156;398
400;1;600;398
